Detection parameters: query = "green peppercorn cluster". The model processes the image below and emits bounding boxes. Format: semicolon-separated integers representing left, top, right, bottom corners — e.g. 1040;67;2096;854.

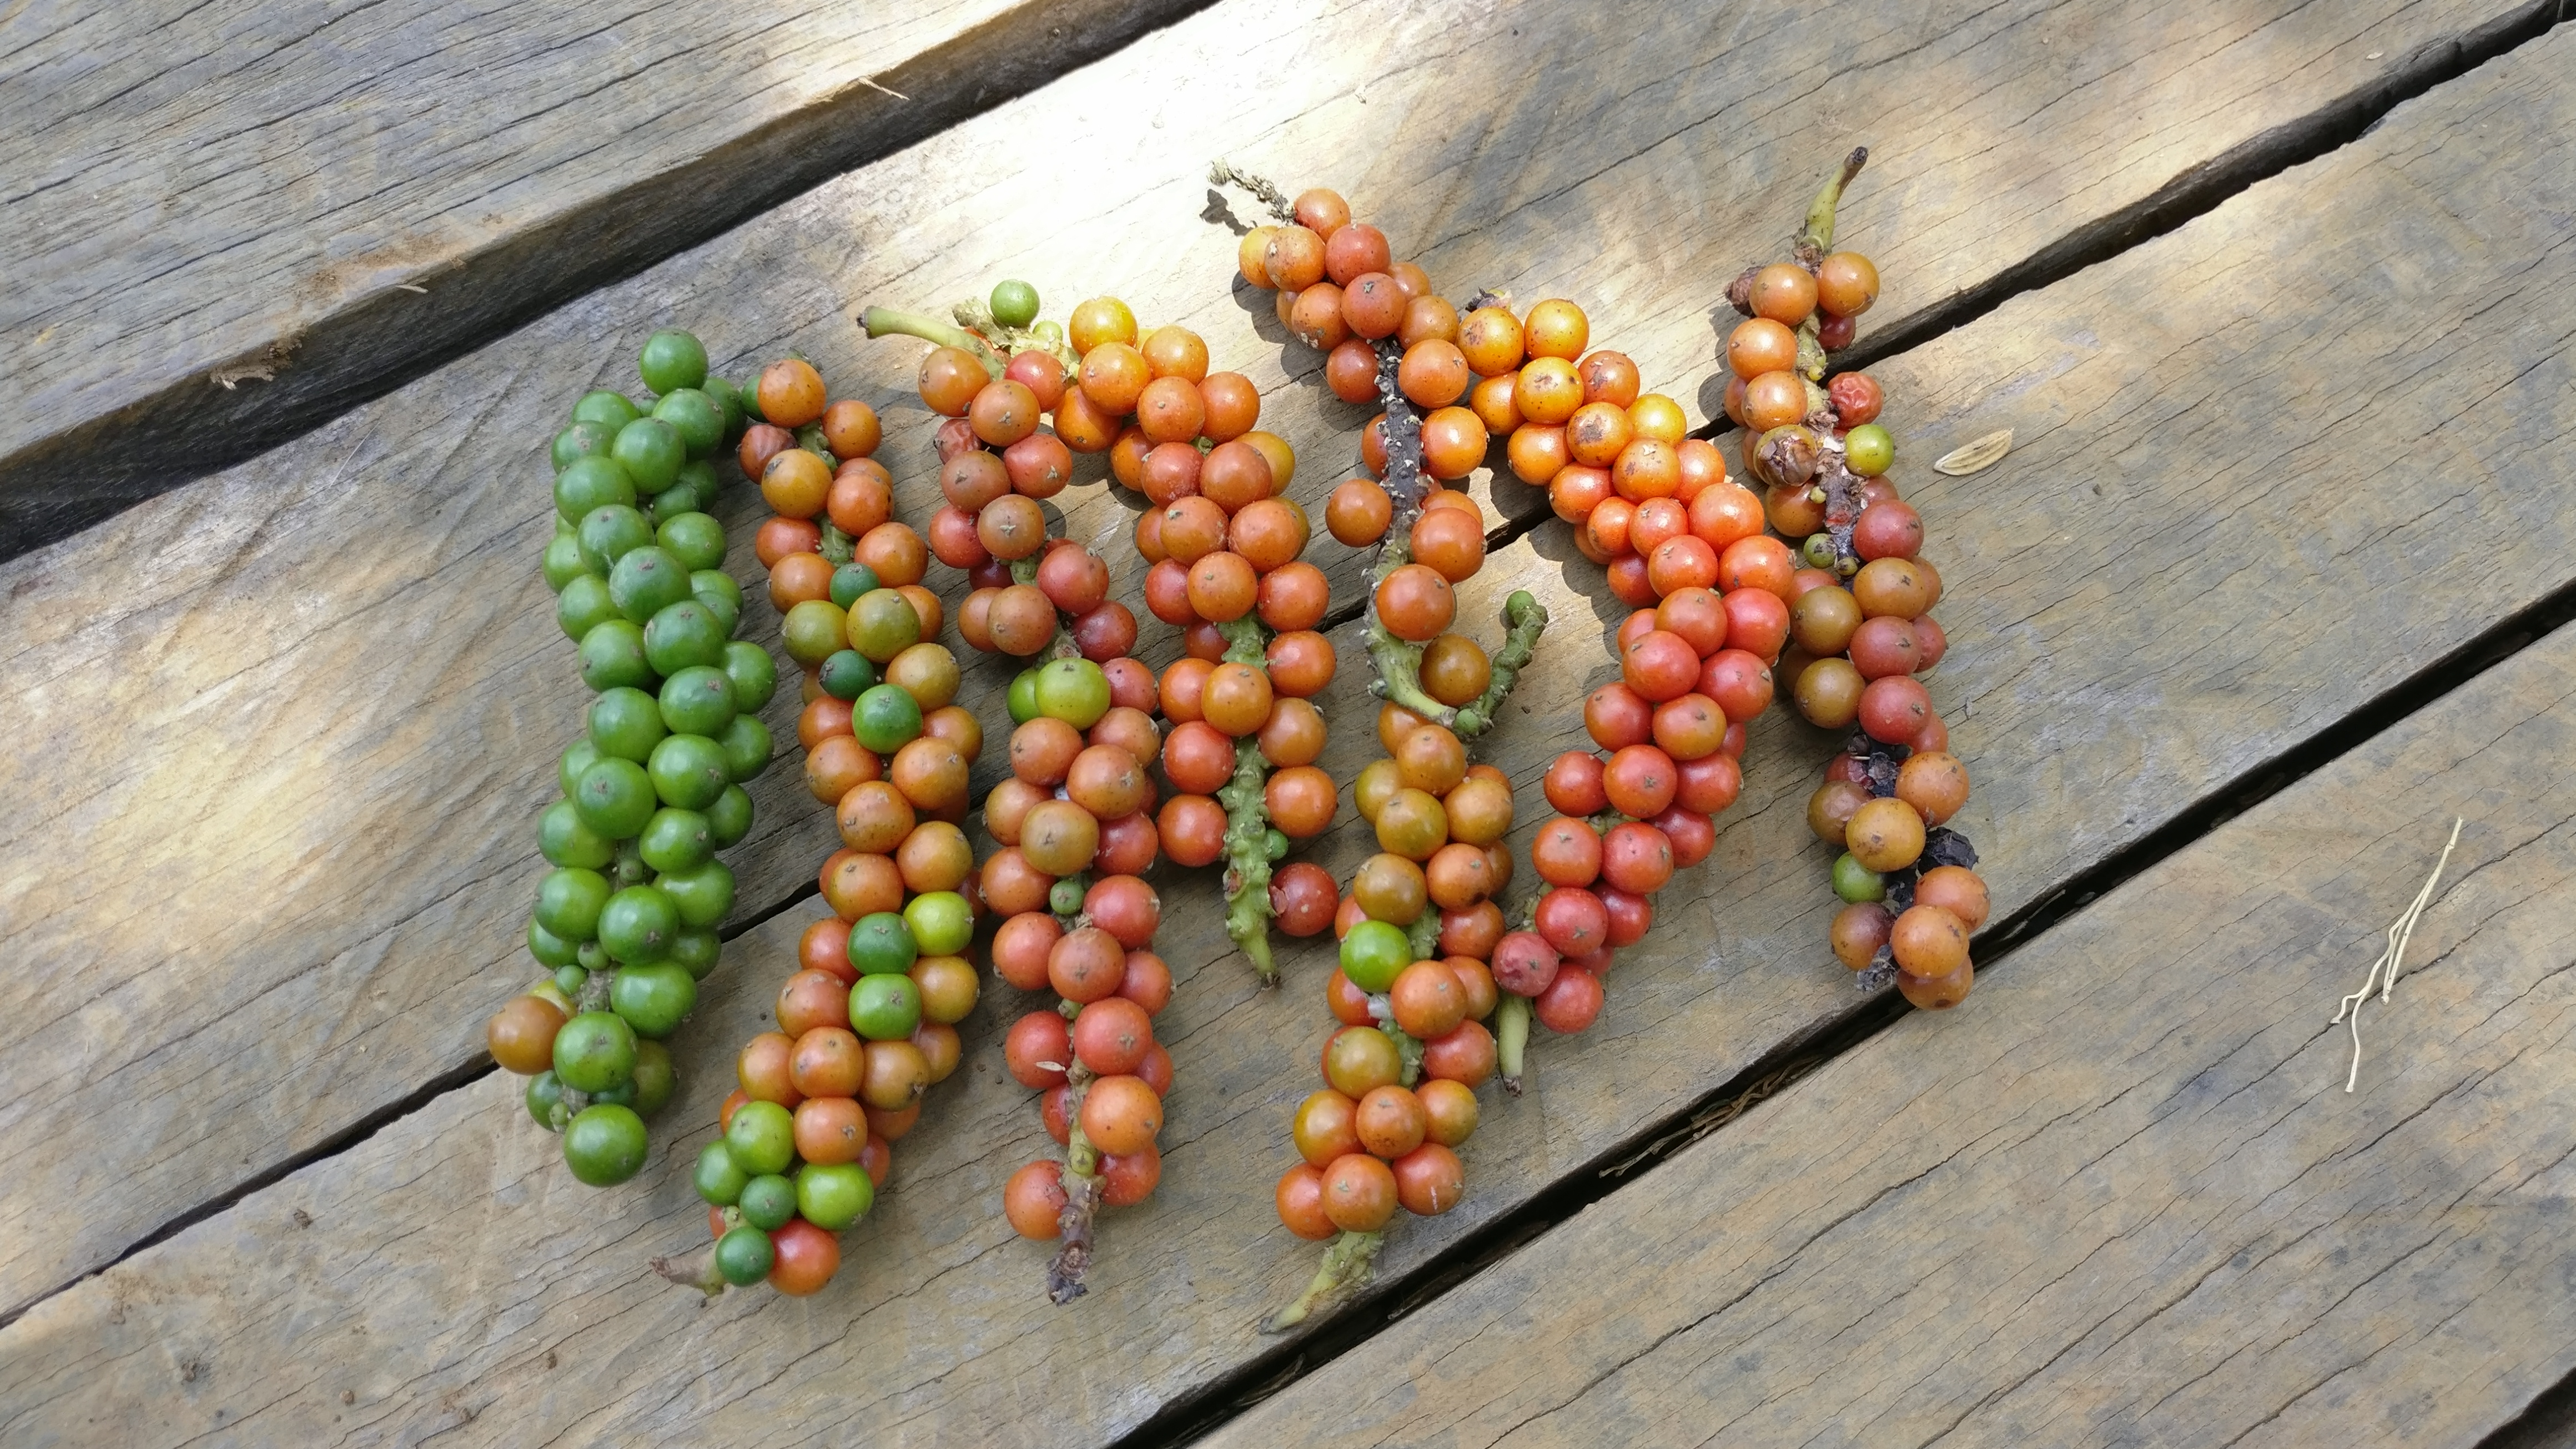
507;329;781;1189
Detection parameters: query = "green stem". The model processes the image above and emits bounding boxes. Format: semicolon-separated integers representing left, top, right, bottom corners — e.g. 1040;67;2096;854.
1218;616;1269;666
1798;147;1869;259
1216;617;1279;984
1376;999;1424;1088
549;967;618;1126
1220;738;1278;985
1383;920;1442;1084
1362;337;1457;726
1366;630;1451;724
1452;590;1548;739
1497;993;1532;1098
1795;315;1831;390
1792;149;1865;386
1403;910;1443;967
1366;584;1455;728
1262;1230;1386;1332
856;305;1004;374
819;521;855;566
948;298;1080;370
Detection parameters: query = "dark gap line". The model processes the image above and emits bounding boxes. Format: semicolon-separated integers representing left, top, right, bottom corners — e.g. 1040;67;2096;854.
2477;1352;2576;1449
11;0;2560;1382
1105;7;2576;1442
1464;0;2569;559
0;866;819;1330
1118;534;2576;1449
723;876;823;940
1824;0;2569;376
0;1053;493;1331
0;0;1234;562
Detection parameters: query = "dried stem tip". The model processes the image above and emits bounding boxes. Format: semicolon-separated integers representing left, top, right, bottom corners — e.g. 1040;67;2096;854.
650;1245;728;1298
1799;146;1869;258
1209;159;1300;225
1263;1229;1386;1332
1047;1063;1104;1302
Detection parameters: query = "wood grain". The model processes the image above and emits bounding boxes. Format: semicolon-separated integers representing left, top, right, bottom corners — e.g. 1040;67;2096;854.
4;0;2538;562
3;22;2570;1440
1203;580;2576;1449
0;0;2532;1317
0;0;1221;557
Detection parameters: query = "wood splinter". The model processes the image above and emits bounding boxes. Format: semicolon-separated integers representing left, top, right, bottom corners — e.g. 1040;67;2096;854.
2328;816;2464;1093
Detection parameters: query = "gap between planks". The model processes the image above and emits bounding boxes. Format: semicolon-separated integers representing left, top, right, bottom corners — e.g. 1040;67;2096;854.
2482;1355;2576;1449
1110;9;2576;1445
15;0;2555;1340
8;0;2555;566
0;0;1231;564
1121;588;2576;1449
9;0;2564;1397
0;879;800;1333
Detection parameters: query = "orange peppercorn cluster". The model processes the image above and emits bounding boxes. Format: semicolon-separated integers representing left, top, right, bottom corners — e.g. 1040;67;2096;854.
1089;298;1344;985
863;276;1330;1300
1269;696;1520;1316
1216;170;1754;1106
653;360;980;1300
1720;151;1990;1007
1463;281;1761;1061
1271;701;1515;1242
876;282;1336;982
1212;175;1556;1328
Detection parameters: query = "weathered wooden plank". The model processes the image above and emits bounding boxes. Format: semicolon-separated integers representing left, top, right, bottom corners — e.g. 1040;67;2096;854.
0;0;1217;557
0;0;2535;1317
1204;600;2576;1449
3;24;2570;1440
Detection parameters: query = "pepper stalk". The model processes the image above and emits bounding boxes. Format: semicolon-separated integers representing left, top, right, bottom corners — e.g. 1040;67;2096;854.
1798;147;1869;261
650;1203;743;1297
1798;151;1871;576
1211;616;1285;984
1209;159;1299;226
1262;973;1428;1332
856;304;1078;376
1496;993;1533;1097
1361;340;1546;737
1452;590;1548;739
1047;1058;1104;1304
1793;152;1865;404
1263;1227;1386;1332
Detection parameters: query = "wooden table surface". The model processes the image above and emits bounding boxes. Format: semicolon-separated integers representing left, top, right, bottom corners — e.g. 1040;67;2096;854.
3;2;2571;1446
